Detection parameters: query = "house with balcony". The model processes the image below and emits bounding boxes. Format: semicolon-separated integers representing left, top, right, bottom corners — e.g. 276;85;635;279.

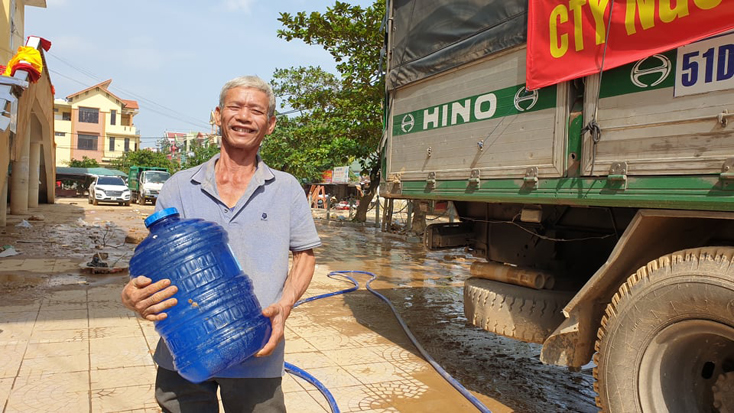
53;79;140;167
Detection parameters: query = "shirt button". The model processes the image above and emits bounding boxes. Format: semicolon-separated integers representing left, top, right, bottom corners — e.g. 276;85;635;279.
224;208;229;213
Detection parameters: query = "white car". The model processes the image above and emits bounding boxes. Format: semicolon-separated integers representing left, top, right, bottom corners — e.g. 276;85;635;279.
88;176;131;206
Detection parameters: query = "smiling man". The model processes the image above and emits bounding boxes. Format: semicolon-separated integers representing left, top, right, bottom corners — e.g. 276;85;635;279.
121;76;321;412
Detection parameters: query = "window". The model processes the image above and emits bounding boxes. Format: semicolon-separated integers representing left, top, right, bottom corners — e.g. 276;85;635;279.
98;176;125;186
109;137;116;152
54;132;65;137
78;107;99;124
78;134;98;150
110;110;116;125
124;138;130;152
62;112;71;121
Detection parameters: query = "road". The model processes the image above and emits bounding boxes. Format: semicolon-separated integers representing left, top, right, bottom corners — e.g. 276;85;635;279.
0;198;597;412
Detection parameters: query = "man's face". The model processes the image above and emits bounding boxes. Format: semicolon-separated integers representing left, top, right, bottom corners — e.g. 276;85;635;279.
215;87;276;153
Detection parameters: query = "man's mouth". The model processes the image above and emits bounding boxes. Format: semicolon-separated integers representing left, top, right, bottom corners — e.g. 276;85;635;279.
231;126;254;133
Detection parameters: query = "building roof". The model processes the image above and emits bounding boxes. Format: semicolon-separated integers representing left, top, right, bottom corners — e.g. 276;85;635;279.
56;167;127;178
122;99;138;109
65;79;139;109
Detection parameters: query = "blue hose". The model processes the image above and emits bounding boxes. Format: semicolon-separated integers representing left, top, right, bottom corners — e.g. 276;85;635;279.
284;361;340;413
285;272;359;413
286;270;492;413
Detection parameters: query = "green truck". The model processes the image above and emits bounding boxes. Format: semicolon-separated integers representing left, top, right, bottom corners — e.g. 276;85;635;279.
381;2;734;412
128;166;170;205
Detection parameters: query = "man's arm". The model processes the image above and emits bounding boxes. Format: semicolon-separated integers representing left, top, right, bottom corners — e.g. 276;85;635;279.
256;249;316;357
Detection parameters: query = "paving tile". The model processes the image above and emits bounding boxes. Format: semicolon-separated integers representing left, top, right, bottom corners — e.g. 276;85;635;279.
138;321;160;350
0;302;41;313
363;377;431;402
301;332;364;351
284;390;329;412
5;389;90;413
309;385;391;412
366;344;427;374
24;339;87;359
301;366;361;388
0;259;28;271
91;384;159;412
39;300;87;312
87;285;126;303
282;371;308;393
0;350;23;378
29;327;87;343
292;324;343;338
7;371;89;412
18;353;89;376
90;336;155;370
88;325;144;340
45;289;88;303
90;366;157;390
285;352;337;370
0;319;35;343
286;311;315;328
88;310;137;328
0;377;13;406
34;309;88;331
342;362;409;385
322;347;386;366
285;336;317;353
51;258;84;273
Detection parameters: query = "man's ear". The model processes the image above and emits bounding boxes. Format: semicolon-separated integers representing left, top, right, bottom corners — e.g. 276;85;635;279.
266;116;277;135
214;107;222;126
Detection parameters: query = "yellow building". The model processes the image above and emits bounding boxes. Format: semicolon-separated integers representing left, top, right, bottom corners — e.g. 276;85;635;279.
0;0;54;226
54;79;140;167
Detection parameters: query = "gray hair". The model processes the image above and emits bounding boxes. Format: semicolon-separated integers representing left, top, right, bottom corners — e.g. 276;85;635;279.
218;76;276;118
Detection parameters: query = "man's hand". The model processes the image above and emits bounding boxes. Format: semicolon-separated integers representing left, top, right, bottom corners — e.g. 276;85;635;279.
255;302;292;357
121;276;178;321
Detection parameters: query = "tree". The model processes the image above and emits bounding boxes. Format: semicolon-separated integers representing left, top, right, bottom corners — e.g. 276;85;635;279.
67;156;99;168
269;0;385;222
181;140;220;170
110;150;177;174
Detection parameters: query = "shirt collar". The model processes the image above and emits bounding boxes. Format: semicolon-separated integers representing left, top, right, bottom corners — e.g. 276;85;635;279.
191;152;275;200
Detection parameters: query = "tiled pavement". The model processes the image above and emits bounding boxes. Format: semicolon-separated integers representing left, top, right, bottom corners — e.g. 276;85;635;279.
0;261;508;412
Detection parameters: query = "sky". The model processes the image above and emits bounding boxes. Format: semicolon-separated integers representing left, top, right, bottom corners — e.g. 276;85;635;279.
26;0;374;148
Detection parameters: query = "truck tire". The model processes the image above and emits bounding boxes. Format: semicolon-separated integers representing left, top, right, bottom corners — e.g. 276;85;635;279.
464;278;573;344
594;247;734;413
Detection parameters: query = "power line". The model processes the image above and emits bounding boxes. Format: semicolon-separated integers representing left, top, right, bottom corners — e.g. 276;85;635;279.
46;52;212;130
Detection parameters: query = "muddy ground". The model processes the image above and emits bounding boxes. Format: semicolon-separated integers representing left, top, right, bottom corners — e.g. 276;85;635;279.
0;198;597;412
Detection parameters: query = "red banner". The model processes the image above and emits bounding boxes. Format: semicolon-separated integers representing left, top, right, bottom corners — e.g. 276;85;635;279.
526;0;734;90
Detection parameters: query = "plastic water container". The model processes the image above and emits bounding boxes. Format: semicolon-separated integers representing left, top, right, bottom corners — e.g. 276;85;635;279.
129;207;272;383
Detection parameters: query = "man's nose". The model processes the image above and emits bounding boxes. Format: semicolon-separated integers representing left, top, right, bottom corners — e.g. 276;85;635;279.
234;108;252;120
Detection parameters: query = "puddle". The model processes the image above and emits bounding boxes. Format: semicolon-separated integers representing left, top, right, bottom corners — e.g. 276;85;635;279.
314;222;597;413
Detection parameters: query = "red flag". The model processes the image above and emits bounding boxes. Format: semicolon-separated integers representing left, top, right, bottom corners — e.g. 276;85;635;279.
526;0;734;90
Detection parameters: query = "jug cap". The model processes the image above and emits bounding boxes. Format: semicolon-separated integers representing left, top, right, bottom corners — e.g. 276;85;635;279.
145;207;179;228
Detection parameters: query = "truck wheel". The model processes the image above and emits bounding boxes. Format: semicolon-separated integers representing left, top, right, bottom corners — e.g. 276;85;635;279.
464;278;573;344
594;247;734;412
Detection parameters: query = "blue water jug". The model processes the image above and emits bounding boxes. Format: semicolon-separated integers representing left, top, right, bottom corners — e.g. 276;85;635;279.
129;207;272;383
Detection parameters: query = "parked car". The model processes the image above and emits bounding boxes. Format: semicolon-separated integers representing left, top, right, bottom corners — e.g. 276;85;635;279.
88;176;131;206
